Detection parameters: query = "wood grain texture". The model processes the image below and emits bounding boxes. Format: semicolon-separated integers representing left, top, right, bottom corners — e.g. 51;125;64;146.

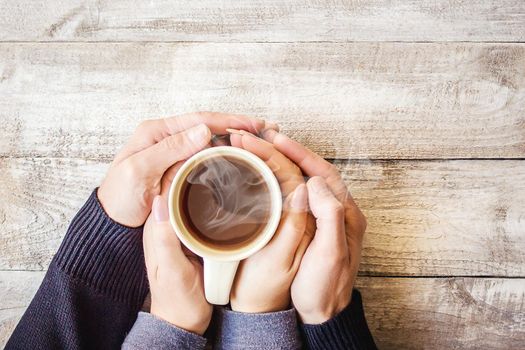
354;277;525;349
0;272;523;349
1;42;524;159
0;158;107;270
0;271;43;349
0;0;524;42
1;157;523;275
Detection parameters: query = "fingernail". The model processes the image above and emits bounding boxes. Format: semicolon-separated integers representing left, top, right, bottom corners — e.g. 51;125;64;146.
262;128;278;142
226;128;244;135
242;130;259;139
187;124;210;145
308;176;330;194
291;184;307;210
153;196;169;222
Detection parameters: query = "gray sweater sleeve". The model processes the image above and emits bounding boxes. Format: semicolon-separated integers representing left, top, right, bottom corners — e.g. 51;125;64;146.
122;312;207;350
213;307;302;350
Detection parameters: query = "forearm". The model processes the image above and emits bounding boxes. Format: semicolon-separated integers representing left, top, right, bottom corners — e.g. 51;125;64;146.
122;312;207;350
301;289;377;350
214;307;302;350
6;189;148;350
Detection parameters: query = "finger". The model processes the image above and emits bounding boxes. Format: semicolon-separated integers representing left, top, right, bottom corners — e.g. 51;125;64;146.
158;144;213;196
267;184;308;257
264;121;280;133
117;112;269;161
166;112;266;138
160;161;186;196
262;130;367;241
306;176;347;252
291;229;313;271
228;130;304;196
229;133;243;148
305;212;316;240
182;244;202;264
144;196;188;268
211;134;231;147
129;123;211;177
262;130;349;201
142;214;154;271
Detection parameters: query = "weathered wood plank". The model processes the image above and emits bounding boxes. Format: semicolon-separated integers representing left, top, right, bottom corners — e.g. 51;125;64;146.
0;271;42;348
339;159;525;277
0;0;524;42
1;157;523;275
0;272;523;349
354;277;525;349
1;43;524;159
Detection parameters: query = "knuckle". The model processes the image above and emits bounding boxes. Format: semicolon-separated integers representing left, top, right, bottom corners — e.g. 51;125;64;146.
195;111;213;119
288;224;306;242
325;250;347;268
124;159;141;178
196;111;210;116
135;120;153;134
327;163;339;175
291;163;303;177
163;134;183;150
329;201;345;217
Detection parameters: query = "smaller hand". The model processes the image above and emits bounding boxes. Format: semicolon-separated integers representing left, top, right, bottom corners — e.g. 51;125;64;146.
229;132;310;313
230;184;309;313
144;195;212;335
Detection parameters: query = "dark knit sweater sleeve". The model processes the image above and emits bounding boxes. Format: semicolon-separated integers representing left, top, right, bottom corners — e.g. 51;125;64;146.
301;290;377;350
6;189;149;350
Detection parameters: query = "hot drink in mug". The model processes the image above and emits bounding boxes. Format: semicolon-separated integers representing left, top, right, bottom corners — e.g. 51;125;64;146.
168;146;282;304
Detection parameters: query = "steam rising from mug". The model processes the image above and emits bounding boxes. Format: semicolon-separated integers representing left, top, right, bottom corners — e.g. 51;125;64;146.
169;146;283;305
181;155;272;247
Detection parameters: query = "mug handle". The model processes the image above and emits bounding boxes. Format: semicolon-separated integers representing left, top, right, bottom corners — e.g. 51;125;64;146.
203;258;240;305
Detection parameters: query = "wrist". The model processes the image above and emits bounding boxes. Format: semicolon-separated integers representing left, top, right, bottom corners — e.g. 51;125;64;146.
297;310;333;324
150;304;210;335
53;189;148;305
230;296;291;314
297;296;352;325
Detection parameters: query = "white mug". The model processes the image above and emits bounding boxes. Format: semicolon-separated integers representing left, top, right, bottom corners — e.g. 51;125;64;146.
168;146;282;305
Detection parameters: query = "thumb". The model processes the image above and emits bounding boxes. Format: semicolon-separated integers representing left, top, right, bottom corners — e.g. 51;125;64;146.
130;123;211;177
306;176;347;252
145;196;188;266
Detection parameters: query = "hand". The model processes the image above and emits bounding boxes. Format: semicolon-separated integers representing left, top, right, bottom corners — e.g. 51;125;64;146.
144;195;212;335
228;131;311;313
262;130;367;324
98;112;270;227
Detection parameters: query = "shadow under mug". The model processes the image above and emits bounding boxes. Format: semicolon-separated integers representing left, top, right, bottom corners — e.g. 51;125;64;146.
168;146;282;305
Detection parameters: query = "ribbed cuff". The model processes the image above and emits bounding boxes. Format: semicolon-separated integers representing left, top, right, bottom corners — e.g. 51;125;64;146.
301;290;377;350
52;188;148;306
122;312;207;350
214;307;302;350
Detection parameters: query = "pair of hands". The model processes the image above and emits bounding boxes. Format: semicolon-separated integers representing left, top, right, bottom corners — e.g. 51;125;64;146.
98;112;366;335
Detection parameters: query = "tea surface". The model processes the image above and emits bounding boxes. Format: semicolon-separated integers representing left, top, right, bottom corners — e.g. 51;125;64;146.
179;155;272;250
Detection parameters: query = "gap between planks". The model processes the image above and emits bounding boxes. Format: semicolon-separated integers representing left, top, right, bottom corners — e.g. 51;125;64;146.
2;156;525;161
0;269;523;279
0;41;524;44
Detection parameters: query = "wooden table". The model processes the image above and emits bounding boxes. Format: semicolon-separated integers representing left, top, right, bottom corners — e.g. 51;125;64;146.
1;1;524;348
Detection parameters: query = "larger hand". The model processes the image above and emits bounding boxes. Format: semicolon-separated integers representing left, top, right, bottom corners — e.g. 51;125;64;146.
98;112;268;227
263;130;367;324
